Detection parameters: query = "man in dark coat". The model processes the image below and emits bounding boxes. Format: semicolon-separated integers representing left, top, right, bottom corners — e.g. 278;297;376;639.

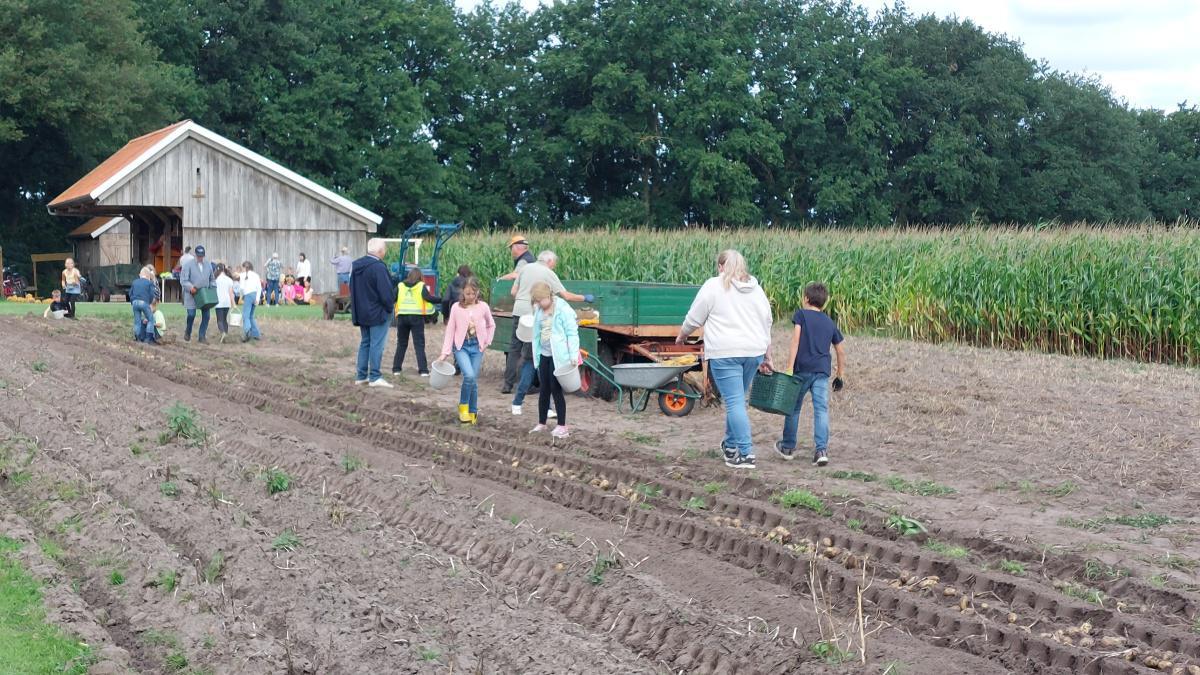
179;244;215;343
351;238;397;387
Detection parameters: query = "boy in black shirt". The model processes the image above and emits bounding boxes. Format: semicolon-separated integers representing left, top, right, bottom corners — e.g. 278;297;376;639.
43;290;70;319
776;283;846;466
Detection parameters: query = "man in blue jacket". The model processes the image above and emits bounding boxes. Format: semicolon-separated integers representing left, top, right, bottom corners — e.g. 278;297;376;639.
351;238;397;387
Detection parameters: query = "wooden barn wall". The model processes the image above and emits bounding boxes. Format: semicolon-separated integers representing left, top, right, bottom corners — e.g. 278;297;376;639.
97;137;378;293
73;222;132;270
99;221;132;266
72;239;101;270
190;227;365;294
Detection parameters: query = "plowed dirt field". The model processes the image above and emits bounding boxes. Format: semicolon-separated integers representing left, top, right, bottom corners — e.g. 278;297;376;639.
1;312;1197;674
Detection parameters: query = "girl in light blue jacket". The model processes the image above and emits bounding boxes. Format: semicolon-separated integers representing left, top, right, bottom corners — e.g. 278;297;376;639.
528;282;579;438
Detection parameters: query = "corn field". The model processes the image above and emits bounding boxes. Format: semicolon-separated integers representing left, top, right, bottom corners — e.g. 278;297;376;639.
436;226;1200;366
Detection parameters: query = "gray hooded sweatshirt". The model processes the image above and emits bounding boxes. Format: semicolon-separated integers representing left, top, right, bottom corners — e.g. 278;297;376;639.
680;276;772;360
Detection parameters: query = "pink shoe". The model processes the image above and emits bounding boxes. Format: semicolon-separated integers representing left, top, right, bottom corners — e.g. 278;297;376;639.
551;425;569;439
529;424;547;434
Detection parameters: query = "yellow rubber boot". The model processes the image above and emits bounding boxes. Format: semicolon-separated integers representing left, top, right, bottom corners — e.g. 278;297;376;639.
458;404;472;423
469;412;478;425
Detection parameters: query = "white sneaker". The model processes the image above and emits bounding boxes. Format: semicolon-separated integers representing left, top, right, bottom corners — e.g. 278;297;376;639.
368;378;394;388
529;424;547;433
354;379;368;385
511;405;522;416
547;408;557;418
420;373;430;378
551;425;569;439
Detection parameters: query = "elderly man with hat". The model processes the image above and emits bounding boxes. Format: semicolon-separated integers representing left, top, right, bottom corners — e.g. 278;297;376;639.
179;244;216;343
500;234;537;392
499;235;535;281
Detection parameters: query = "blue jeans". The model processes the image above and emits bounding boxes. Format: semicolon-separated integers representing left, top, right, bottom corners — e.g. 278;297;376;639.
131;300;153;341
709;356;763;456
242;292;261;338
337;272;351;286
356;318;391;382
454;337;484;412
265;278;280;305
781;373;830;452
512;346;537;406
185;307;210;340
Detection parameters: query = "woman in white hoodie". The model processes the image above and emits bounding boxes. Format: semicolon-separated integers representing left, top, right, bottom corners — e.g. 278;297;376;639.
676;250;773;469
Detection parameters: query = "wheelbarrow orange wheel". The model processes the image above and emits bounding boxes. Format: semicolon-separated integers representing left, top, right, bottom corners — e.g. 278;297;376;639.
658;380;697;417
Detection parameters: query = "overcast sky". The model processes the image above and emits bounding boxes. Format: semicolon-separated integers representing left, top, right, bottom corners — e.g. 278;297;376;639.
454;0;1200;111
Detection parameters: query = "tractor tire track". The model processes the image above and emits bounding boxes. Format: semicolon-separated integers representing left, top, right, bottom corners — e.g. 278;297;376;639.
15;318;1198;674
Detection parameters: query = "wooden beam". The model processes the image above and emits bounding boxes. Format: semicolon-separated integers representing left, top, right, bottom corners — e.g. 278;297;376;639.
31;252;72;263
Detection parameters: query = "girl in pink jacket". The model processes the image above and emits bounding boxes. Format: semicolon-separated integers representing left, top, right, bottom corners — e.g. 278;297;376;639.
438;277;495;424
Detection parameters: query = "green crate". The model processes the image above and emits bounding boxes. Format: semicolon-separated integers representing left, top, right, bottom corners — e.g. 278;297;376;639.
749;372;802;416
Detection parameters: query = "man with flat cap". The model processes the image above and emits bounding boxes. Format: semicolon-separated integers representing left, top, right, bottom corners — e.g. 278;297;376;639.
500;235;536;393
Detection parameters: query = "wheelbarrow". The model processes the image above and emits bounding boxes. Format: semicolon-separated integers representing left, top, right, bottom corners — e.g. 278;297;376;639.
581;350;700;417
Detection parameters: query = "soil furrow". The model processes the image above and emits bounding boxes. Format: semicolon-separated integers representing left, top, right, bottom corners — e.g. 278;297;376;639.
36;323;1187;674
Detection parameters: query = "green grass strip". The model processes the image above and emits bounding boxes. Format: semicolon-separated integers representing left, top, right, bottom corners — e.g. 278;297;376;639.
0;300;336;322
0;536;93;674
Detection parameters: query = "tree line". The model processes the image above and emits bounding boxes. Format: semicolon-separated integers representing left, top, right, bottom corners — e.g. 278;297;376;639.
3;0;1199;271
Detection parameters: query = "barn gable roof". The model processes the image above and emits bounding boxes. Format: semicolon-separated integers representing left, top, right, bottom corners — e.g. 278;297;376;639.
48;120;383;226
68;217;125;239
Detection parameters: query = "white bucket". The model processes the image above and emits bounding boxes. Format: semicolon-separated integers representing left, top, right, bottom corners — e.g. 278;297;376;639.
429;359;456;390
554;362;581;393
515;314;535;343
51;310;67;320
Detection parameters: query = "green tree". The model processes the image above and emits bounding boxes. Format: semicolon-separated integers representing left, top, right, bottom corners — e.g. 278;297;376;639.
871;9;1039;224
134;0;447;231
1138;105;1200;221
0;0;192;273
753;0;898;225
1015;72;1149;223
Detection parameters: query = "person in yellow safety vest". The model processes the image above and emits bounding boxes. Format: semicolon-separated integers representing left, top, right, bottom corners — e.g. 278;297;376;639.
392;267;443;377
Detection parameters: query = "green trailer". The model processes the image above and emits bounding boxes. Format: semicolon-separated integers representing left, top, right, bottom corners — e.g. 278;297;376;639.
488;279;708;415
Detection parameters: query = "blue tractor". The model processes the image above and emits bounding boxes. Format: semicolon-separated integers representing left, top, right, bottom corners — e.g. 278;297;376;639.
323;220;463;320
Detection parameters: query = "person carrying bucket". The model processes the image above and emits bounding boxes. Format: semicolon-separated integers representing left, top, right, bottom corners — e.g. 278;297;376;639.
509;250;593;416
436;277;495;424
527;281;580;439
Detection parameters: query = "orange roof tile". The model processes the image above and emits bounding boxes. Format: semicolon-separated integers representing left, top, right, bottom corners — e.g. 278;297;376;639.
67;217;118;238
49;120;190;207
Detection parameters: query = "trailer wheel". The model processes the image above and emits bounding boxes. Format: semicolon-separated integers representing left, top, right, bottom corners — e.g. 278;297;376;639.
582;342;617;401
658;379;697;417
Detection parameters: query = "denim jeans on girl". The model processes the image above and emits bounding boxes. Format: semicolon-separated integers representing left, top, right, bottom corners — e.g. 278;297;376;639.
708;356;763;457
780;372;830;452
131;299;154;341
241;291;261;338
453;337;484;413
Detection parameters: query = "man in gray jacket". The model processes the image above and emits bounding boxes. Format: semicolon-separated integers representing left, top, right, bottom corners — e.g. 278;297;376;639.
180;244;216;343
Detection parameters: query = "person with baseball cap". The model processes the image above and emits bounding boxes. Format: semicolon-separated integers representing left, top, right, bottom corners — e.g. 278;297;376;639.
179;244;216;342
499;235;536;393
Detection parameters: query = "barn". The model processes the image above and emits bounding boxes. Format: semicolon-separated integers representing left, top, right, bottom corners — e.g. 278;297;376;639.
68;216;133;267
47;120;382;294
